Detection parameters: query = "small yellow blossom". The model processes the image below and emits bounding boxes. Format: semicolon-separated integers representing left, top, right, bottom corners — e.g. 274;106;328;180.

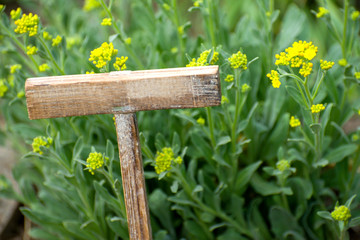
7;75;14;87
83;0;101;11
52;35;62;47
162;3;171;11
10;64;22;74
26;45;38;55
154;147;182;175
290;57;303;68
43;31;52;40
113;56;128;71
101;18;112;26
228;51;247;70
311;104;325;113
267;70;281;88
224;74;234;82
351;11;360;21
355;72;360;79
320;59;334;70
86;152;104;175
210;51;219;64
0;80;8;97
316;7;329;18
125;37;132;45
299;62;313;77
32;136;52;155
10;7;21;20
241;83;250;93
0;4;4;12
289;116;301;128
221;95;229;104
275;52;289;66
358;109;360;115
178;26;184;35
66;37;81;49
171;47;178;54
338;58;347;67
276;160;290;172
352;134;359;142
86;71;95;74
17;91;24;98
14;13;39;37
197;117;205;125
331;205;351;222
39;63;50;72
186;49;218;67
89;42;118;69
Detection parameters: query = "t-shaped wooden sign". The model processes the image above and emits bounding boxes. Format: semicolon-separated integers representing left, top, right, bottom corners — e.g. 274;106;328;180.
25;66;221;239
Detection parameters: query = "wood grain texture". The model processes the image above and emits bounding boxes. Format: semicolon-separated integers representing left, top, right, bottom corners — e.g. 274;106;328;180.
115;113;152;240
25;66;220;119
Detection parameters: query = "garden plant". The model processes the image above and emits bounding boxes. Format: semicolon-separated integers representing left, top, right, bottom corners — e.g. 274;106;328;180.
1;0;360;239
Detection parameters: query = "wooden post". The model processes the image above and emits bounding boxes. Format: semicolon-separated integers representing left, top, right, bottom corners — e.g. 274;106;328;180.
25;66;221;240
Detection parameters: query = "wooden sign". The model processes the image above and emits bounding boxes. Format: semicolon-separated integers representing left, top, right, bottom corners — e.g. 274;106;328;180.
25;66;221;240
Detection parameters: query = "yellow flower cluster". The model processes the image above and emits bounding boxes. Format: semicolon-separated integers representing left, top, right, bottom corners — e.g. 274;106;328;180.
154;147;182;175
267;70;281;88
338;58;347;67
221;95;229;104
26;45;38;55
352;11;360;21
89;42;118;69
197;117;205;125
228;51;247;70
43;31;52;40
10;64;22;74
186;49;219;67
52;35;62;47
311;104;325;113
86;152;104;175
125;37;132;45
86;71;95;74
0;80;8;97
331;205;351;222
299;62;313;77
320;59;334;70
276;160;290;172
241;83;250;93
17;91;24;98
101;18;112;26
39;63;50;72
316;7;329;18
83;0;101;11
32;136;53;155
10;8;21;19
113;56;128;71
355;72;360;79
224;74;234;82
0;4;4;12
193;0;203;7
14;13;39;37
289;116;301;128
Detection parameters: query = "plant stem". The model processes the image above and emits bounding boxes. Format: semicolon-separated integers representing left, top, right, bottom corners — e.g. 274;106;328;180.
171;0;185;65
312;72;325;101
206;107;216;149
207;0;217;47
342;0;349;59
38;37;65;75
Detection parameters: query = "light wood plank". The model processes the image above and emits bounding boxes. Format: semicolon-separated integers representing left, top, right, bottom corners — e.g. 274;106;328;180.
25;66;220;119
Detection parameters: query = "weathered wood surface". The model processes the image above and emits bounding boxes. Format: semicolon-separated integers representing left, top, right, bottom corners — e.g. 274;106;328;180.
25;66;220;120
115;113;152;240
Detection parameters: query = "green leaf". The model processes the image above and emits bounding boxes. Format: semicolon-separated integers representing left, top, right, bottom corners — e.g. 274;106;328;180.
349;216;360;228
269;206;305;239
312;158;329;168
250;174;283;196
317;211;333;221
345;194;357;208
234;161;262;194
216;136;231;149
324;144;357;164
184;220;210;240
310;123;321;134
286;85;304;107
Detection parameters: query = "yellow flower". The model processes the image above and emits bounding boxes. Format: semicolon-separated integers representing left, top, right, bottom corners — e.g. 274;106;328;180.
86;152;104;175
83;0;101;11
275;52;290;66
17;91;24;98
52;35;62;47
43;31;52;40
10;7;21;20
351;10;360;21
210;51;219;65
289;116;301;128
221;95;229;104
224;74;234;82
352;134;359;142
228;51;247;70
241;83;250;93
39;63;50;72
316;7;329;18
267;70;281;88
32;136;52;155
86;71;95;74
299;62;313;77
0;4;4;12
66;36;81;49
355;72;360;79
320;59;334;70
10;64;22;74
162;3;171;11
186;49;218;67
311;104;325;113
171;47;178;54
101;18;112;26
358;109;360;115
290;57;303;68
89;42;118;69
178;26;184;35
0;80;8;97
331;205;351;222
26;45;38;55
154;147;182;175
125;37;132;45
197;117;205;125
14;13;39;37
338;58;347;67
276;160;290;172
113;56;128;71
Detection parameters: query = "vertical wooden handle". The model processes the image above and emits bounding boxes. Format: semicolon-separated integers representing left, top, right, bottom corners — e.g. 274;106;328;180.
114;113;152;240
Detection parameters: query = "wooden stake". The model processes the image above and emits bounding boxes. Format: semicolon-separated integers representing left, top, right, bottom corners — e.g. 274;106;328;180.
114;113;152;240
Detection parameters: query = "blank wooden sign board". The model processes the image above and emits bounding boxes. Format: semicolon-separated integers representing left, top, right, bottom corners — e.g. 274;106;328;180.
25;66;221;239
